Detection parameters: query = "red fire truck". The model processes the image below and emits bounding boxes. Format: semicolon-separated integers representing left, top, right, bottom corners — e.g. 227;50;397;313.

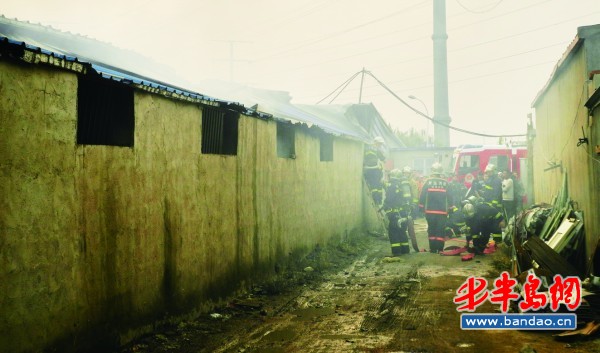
451;144;528;188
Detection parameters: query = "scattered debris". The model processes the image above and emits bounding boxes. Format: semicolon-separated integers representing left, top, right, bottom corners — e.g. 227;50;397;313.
508;172;600;339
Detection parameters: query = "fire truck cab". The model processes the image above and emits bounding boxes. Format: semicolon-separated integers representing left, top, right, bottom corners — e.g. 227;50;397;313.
451;144;527;188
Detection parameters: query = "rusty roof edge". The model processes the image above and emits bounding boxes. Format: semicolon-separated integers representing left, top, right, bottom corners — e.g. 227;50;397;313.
531;35;583;108
531;24;600;108
0;37;248;109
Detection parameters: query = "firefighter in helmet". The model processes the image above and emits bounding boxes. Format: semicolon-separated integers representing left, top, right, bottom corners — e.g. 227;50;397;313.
401;166;420;252
481;163;503;243
419;162;452;253
461;197;505;254
383;169;413;255
363;136;386;207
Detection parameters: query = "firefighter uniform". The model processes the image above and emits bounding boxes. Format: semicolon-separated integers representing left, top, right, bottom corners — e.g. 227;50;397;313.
463;201;505;254
363;138;386;207
383;170;413;256
481;164;503;243
419;163;452;253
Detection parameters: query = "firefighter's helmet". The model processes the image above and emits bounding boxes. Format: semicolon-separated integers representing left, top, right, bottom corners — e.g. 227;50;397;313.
430;162;443;175
373;136;385;145
463;203;475;218
389;168;402;181
402;166;412;174
485;163;496;173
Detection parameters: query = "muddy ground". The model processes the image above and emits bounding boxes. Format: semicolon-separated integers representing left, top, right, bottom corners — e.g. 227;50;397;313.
115;219;600;353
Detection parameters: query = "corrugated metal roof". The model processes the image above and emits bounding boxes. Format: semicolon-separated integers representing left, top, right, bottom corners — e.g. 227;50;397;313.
0;15;404;144
197;80;377;141
0;16;222;104
531;24;600;108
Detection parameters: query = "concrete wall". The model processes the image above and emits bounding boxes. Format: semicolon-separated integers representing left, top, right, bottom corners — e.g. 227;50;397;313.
0;60;373;353
390;147;455;176
532;34;600;272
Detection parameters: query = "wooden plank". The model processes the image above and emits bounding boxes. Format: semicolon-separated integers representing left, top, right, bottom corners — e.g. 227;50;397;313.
523;236;582;277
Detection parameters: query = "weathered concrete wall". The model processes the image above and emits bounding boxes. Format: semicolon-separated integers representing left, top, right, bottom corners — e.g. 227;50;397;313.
532;39;598;270
0;59;372;353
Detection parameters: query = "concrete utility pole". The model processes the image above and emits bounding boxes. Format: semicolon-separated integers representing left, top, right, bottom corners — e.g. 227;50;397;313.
432;0;451;147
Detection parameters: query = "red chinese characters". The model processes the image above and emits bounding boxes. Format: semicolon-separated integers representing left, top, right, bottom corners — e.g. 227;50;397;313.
453;276;489;312
518;274;547;311
454;273;582;313
548;275;581;311
489;271;519;313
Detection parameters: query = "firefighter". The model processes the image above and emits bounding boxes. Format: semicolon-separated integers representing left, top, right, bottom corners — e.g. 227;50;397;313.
446;174;468;237
462;198;505;255
401;166;420;252
419;162;452;253
363;136;386;207
383;169;413;256
481;163;503;243
481;164;502;208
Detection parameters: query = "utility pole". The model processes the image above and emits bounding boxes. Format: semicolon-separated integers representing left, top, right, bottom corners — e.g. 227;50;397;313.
214;40;251;82
358;67;366;104
432;0;451;147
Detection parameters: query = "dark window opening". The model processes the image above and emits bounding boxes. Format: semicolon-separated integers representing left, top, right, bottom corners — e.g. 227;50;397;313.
77;75;134;147
489;155;509;172
201;107;239;155
277;122;295;158
319;134;333;161
458;155;480;175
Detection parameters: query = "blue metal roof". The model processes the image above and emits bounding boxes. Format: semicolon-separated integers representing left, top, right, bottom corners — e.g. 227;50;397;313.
0;16;222;104
0;16;403;144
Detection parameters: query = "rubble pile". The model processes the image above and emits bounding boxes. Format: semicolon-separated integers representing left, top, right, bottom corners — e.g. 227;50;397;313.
506;172;600;338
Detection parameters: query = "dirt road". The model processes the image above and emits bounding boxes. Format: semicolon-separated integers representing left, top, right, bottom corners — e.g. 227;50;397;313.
118;219;600;353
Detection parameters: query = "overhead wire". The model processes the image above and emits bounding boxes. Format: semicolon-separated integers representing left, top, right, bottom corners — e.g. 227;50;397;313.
315;71;362;104
252;0;430;62
338;69;528;138
455;0;504;14
306;58;557;102
252;0;559;77
344;40;568;94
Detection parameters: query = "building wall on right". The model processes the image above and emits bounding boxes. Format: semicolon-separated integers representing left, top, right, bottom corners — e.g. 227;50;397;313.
531;25;600;272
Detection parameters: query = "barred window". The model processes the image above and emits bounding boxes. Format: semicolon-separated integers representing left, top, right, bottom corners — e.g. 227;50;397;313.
77;75;134;147
201;107;239;155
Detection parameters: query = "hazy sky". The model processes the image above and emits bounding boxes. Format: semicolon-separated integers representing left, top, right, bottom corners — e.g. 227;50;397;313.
3;0;600;146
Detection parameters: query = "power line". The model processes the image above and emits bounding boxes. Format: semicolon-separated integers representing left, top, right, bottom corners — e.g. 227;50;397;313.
315;71;361;104
317;69;526;138
365;70;526;138
252;0;430;62
251;0;341;37
303;53;561;102
455;0;504;14
252;0;556;74
450;0;550;31
354;40;568;91
356;59;556;100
